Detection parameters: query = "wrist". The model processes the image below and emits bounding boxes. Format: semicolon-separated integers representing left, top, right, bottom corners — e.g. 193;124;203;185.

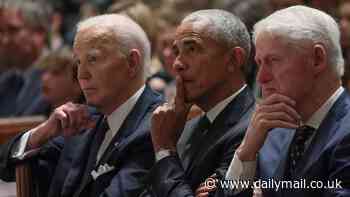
153;143;177;153
236;145;257;161
155;148;177;161
28;122;55;149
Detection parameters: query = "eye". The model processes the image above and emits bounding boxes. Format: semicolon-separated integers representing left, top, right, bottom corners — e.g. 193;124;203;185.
87;55;97;64
172;45;179;56
185;44;196;53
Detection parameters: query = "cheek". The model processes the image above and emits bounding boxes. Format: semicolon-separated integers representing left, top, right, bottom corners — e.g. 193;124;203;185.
277;67;311;99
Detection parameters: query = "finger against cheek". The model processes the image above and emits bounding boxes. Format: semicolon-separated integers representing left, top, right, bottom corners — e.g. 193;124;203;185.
175;75;186;111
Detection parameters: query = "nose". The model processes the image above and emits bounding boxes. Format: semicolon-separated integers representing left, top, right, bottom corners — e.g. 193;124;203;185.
41;71;50;84
173;55;187;74
256;63;273;85
77;64;91;80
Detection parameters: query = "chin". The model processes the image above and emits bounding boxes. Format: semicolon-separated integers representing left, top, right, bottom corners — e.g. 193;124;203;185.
85;95;101;106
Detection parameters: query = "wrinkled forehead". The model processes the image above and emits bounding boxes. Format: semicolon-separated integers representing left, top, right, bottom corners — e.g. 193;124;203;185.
174;21;210;44
74;26;116;51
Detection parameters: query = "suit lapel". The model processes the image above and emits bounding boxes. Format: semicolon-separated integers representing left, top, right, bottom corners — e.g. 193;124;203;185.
296;92;348;177
59;119;102;197
97;86;161;165
74;86;162;196
69;116;106;197
270;92;348;179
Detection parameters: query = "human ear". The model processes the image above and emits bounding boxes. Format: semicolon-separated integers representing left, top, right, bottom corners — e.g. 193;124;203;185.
312;44;327;75
227;47;246;73
127;49;141;77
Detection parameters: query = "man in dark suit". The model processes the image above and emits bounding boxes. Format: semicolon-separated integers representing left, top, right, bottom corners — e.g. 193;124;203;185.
211;5;350;197
0;1;51;117
141;9;255;197
0;14;162;197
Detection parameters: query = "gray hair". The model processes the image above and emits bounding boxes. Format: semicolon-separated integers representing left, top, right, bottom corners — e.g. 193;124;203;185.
76;14;151;67
1;0;52;31
181;9;251;64
253;5;344;77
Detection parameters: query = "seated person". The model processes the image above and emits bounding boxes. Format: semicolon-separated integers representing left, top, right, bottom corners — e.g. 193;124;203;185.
0;14;163;197
199;5;350;197
39;47;84;112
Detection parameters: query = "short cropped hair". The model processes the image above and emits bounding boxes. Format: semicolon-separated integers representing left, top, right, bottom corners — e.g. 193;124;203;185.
253;5;344;77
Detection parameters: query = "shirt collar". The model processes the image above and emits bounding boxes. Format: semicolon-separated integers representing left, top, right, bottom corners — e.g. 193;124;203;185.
107;85;145;134
306;86;344;129
206;84;247;123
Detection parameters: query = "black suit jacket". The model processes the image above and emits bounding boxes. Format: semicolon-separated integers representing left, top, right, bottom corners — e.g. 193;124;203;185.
145;87;255;197
0;86;163;197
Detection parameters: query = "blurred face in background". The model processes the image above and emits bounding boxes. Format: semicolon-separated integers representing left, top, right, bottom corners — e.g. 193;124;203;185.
340;2;350;49
0;8;46;70
41;64;82;107
156;28;176;77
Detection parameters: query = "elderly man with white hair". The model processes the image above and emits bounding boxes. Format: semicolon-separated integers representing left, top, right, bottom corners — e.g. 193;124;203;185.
203;5;350;197
139;9;255;197
0;14;163;197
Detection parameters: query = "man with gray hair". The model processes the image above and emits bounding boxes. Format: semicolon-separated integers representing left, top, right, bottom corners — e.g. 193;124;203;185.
140;9;255;197
211;5;350;197
0;14;162;197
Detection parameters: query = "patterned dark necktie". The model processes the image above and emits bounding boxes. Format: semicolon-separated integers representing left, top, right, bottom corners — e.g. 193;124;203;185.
182;114;211;169
288;125;315;175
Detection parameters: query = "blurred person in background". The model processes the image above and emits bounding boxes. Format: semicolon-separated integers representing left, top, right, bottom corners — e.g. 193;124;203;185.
0;0;52;117
0;13;163;197
339;0;350;91
39;47;83;113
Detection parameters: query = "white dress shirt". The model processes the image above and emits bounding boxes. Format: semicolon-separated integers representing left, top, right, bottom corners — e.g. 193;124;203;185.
155;84;247;161
12;85;146;162
226;86;345;185
96;85;145;163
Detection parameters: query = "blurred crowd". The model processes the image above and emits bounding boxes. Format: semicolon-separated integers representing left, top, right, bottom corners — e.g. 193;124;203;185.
1;0;350;118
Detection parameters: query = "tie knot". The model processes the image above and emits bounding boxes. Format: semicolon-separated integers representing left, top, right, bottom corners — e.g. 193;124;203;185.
101;117;110;133
295;125;315;142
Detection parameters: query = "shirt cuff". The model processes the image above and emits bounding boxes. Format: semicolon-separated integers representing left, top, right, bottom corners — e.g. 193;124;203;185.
226;152;257;180
11;129;33;159
155;149;175;162
225;152;257;193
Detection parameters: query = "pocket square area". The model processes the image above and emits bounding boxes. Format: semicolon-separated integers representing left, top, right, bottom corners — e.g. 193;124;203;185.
91;163;115;180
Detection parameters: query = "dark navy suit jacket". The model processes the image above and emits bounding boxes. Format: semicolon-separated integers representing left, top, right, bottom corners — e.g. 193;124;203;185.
0;70;23;117
229;91;350;197
144;88;255;197
0;86;163;197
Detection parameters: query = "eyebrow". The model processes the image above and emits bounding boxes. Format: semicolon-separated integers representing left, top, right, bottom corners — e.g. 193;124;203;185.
182;39;198;46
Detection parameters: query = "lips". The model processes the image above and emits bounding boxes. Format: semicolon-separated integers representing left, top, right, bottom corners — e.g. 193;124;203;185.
82;88;97;93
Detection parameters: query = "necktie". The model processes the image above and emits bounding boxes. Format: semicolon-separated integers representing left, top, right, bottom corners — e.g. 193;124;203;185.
94;117;109;163
182;114;211;169
78;117;109;195
287;125;315;175
86;117;109;169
